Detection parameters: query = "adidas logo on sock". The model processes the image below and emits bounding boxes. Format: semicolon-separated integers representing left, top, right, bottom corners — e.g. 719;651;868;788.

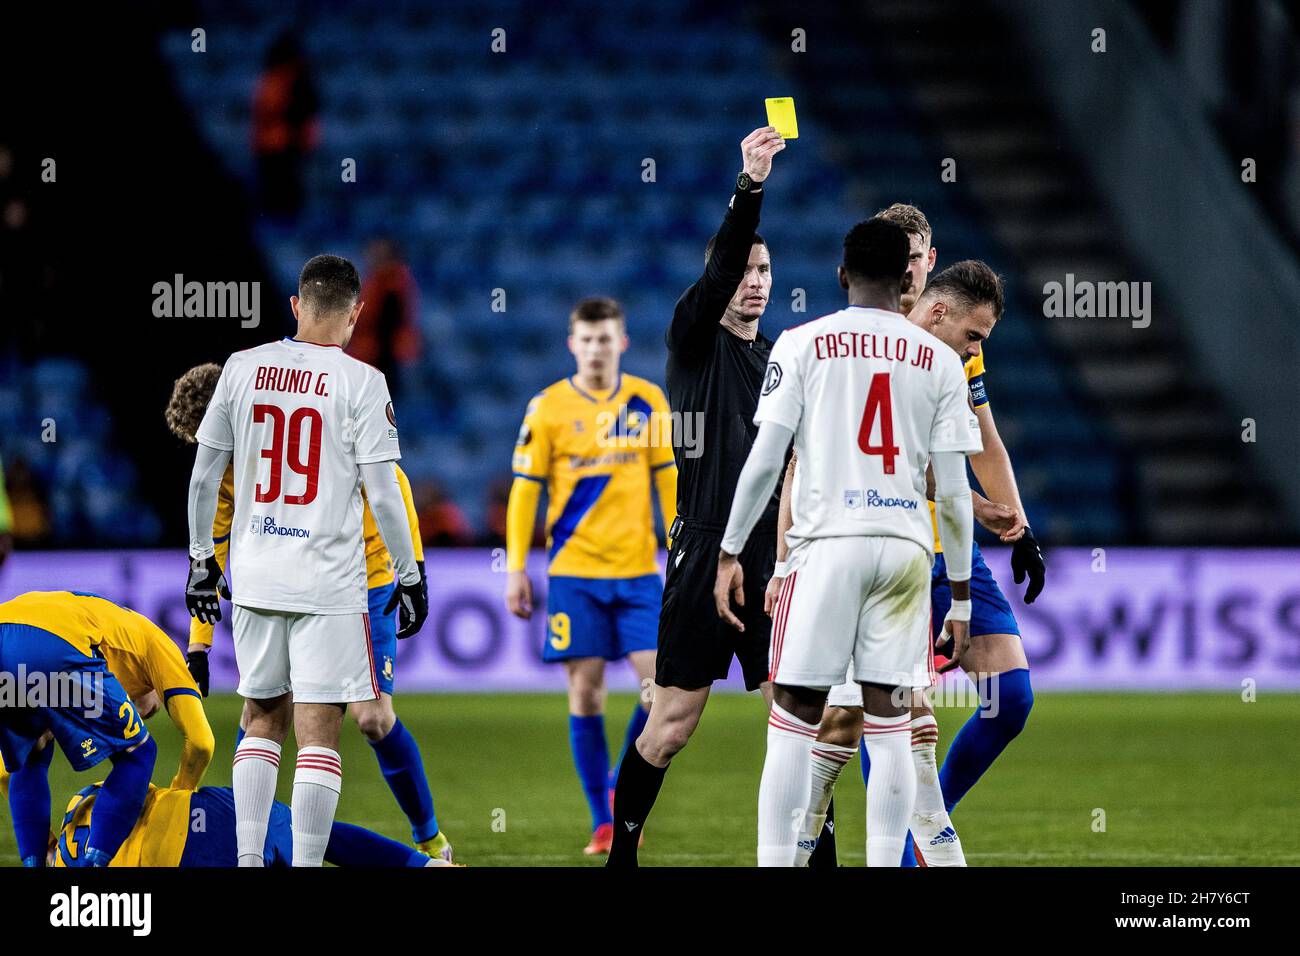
624;822;639;832
929;826;957;846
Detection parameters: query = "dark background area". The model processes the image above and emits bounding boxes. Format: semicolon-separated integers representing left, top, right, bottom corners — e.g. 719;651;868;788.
2;0;1297;551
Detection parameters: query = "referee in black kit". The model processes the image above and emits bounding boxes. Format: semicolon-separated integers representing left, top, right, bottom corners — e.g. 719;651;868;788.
608;126;785;866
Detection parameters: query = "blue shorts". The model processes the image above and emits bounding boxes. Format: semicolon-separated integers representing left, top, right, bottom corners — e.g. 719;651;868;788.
179;786;293;867
543;575;662;663
931;542;1020;655
368;582;398;696
0;623;149;773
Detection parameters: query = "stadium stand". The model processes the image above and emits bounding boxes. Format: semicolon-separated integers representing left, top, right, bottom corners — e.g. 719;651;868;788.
3;0;1287;546
153;0;1143;545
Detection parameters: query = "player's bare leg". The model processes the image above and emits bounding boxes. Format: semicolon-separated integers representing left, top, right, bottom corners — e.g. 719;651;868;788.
566;656;608;716
759;684;826;865
619;649;657;775
233;693;291;866
820;704;862;746
290;701;346;867
959;632;1028;675
243;693;293;741
606;682;709;866
861;683;915;866
350;693;398;740
635;683;709;766
627;649;656;711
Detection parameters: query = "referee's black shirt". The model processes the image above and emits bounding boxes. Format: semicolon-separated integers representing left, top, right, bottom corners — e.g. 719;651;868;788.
665;186;780;530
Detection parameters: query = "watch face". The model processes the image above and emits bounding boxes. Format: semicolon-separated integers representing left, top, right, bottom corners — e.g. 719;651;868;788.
737;172;752;191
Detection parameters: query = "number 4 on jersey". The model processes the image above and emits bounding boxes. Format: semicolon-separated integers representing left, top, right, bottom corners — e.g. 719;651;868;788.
857;372;899;474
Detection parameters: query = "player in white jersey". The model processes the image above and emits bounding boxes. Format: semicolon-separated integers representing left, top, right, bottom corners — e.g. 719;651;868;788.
184;254;429;867
713;219;982;866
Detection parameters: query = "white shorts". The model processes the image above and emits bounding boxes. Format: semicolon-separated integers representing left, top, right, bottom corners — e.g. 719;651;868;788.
827;664;864;708
769;535;933;692
232;604;380;704
825;649;937;707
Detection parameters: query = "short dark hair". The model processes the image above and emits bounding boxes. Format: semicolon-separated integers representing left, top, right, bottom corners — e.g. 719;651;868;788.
704;232;767;266
569;296;625;331
298;254;361;317
922;260;1004;320
841;219;910;283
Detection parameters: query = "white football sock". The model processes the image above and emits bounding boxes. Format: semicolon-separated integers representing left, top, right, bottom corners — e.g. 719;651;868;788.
909;713;966;866
757;703;819;867
910;714;945;816
292;747;342;867
793;741;855;867
862;712;915;867
232;736;281;867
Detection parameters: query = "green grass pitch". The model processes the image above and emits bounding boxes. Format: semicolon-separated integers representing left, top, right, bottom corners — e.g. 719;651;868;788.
4;691;1298;866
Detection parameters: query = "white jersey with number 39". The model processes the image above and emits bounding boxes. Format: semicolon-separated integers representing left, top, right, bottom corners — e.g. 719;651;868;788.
195;337;401;614
754;306;981;557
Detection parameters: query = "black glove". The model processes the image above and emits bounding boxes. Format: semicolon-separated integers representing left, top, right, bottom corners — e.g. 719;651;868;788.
417;559;428;608
185;554;230;624
186;650;211;697
1011;526;1046;604
385;574;429;639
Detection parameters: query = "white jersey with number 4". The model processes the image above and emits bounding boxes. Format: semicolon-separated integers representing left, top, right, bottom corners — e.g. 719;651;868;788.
755;306;981;557
195;337;401;614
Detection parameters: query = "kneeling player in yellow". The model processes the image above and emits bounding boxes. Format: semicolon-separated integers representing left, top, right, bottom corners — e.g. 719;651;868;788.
1;590;213;866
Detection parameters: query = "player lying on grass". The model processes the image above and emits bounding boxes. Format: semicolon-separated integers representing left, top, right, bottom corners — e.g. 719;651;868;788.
0;591;170;866
167;361;452;862
715;218;982;866
506;296;676;855
42;782;454;867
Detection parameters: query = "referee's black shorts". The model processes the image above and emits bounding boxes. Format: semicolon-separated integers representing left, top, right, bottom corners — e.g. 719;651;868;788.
656;517;777;692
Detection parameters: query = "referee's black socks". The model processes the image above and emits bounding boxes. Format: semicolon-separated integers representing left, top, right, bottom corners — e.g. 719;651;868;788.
606;745;667;867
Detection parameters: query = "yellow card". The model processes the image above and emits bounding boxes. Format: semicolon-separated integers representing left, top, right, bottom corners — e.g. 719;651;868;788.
765;97;798;139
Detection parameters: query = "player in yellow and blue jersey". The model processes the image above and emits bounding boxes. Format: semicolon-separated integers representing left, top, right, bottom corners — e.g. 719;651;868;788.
0;591;161;866
165;363;452;861
0;589;217;838
902;262;1040;856
43;782;454;868
505;297;677;856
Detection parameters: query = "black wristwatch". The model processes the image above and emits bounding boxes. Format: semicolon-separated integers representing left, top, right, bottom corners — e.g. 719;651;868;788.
736;171;762;193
